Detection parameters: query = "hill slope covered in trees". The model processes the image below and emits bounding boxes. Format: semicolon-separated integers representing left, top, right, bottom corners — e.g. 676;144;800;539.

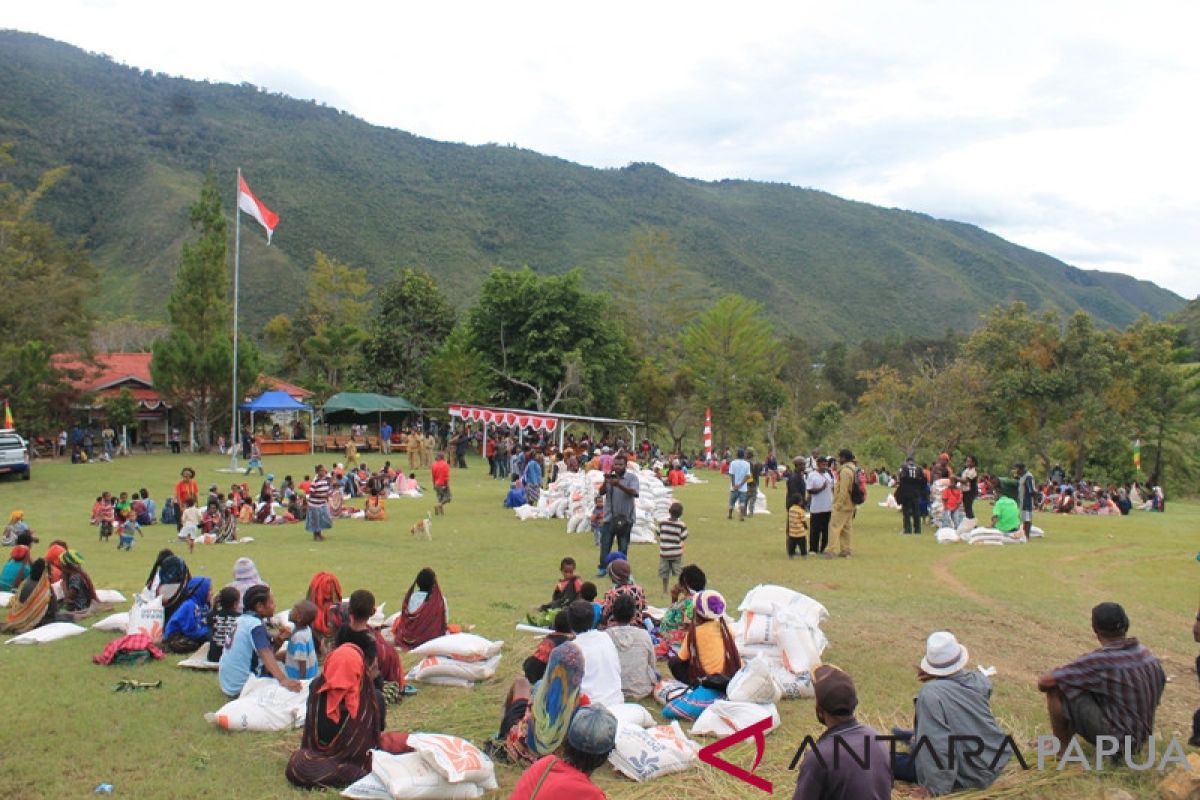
0;30;1184;338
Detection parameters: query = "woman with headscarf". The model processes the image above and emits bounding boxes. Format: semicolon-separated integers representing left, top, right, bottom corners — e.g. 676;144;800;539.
0;544;32;591
306;571;344;656
391;567;448;651
163;575;212;653
2;510;32;546
151;554;198;623
655;565;706;658
59;549;102;618
598;558;646;628
285;642;413;789
668;590;741;687
227;557;265;609
1;558;54;634
492;639;586;766
43;540;68;584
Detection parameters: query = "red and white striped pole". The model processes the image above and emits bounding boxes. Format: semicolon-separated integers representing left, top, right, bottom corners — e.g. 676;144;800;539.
703;407;713;462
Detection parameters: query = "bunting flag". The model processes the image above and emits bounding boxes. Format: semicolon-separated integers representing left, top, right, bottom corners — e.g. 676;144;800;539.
3;401;12;429
1133;438;1141;472
237;173;279;243
703;407;713;460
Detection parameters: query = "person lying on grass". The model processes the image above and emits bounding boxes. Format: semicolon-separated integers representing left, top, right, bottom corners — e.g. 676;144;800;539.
219;584;302;696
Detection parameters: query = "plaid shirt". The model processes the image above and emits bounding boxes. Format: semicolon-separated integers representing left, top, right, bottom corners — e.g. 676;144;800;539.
1051;637;1165;742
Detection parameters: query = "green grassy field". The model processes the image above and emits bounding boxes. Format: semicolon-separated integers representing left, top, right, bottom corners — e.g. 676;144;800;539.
0;453;1196;799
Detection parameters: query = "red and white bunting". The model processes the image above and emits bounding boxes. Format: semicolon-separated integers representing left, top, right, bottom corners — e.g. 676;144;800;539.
447;405;558;432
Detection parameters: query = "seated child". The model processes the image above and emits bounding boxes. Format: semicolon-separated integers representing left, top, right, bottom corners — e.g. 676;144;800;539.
285;600;319;681
580;582;601;630
206;586;240;662
527;557;583;627
218;585;303;696
522;610;572;683
605;594;658;699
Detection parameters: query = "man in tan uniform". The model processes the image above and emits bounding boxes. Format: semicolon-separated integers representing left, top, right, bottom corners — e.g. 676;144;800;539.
825;448;858;559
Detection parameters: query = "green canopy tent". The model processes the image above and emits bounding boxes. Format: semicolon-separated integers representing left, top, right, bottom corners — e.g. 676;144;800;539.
319;392;418;428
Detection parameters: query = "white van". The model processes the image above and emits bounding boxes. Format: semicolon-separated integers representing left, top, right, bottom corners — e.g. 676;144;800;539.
0;429;30;480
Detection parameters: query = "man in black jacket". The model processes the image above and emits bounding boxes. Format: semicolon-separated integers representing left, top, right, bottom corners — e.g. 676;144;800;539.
896;456;928;535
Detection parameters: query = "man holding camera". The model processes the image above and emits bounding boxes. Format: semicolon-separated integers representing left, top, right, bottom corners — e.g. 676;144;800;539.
596;454;639;577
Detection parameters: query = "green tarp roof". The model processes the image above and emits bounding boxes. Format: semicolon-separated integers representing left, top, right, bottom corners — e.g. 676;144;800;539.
321;392;417;415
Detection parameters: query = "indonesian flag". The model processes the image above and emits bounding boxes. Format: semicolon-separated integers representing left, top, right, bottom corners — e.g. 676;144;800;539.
238;174;279;243
3;401;12;429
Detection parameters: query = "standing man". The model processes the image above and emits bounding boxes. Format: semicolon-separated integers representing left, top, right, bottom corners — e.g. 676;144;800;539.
380;420;392;455
806;456;834;555
305;464;333;542
745;449;763;516
431;451;452;516
1015;462;1037;540
727;448;751;521
786;456;808;508
826;449;857;559
897;456;927;535
596;454;639;576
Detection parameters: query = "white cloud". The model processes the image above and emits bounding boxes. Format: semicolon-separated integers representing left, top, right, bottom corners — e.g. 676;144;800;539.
6;0;1199;298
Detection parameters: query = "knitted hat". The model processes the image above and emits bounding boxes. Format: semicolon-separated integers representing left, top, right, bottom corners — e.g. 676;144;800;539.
694;590;726;620
60;549;85;569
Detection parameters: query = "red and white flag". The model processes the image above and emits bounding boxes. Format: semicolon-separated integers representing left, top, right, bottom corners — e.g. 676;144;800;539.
238;173;279;243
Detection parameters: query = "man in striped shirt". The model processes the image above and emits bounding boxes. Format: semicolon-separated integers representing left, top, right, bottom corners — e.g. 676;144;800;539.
1038;602;1165;755
305;464;333;542
657;502;688;594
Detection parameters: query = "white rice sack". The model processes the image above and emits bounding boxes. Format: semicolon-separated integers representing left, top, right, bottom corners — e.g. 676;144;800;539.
774;610;826;675
610;702;656;729
0;591;11;607
407;655;501;684
96;589;127;604
752;490;770;514
957;517;978;535
935;529;961;544
739;585;829;624
691;701;781;738
1029;525;1045;538
6;621;87;645
772;665;815;699
92;612;130;632
726;657;782;704
204;675;310;731
409;634;503;661
178;650;220;670
370;751;486;799
738;610;778;645
368;602;387;629
629;525;656;544
342;772;393;800
608;721;699;782
407;734;498;788
513;505;539;521
969;534;1007;546
384;610;403;630
126;594;164;641
736;642;781;660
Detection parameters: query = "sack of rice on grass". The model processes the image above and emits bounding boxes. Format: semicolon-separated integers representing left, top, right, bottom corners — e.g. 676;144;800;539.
409;634;502;662
205;675;310;731
608;721;699;782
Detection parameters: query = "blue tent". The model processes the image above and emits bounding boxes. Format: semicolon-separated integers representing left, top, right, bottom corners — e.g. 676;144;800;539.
240;391;312;412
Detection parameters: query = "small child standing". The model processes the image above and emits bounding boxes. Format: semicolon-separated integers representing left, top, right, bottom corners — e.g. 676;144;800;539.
786;495;809;559
206;586;240;663
656;502;688;593
117;510;142;550
245;437;264;476
589;494;605;547
942;477;964;531
285;600;319;681
98;495;116;542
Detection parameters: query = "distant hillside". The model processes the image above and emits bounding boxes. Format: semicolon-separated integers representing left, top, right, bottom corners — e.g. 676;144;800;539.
0;30;1184;339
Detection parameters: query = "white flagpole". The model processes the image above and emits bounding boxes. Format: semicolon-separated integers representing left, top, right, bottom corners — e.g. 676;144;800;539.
229;167;242;470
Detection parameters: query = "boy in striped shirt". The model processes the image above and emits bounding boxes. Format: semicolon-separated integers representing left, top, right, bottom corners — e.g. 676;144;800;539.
657;502;688;594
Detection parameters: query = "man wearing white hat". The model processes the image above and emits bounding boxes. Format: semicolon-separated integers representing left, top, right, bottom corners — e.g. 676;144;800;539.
893;632;1009;797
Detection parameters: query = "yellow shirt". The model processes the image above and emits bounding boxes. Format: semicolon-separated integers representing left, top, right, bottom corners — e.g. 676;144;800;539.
679;620;725;676
787;504;808;537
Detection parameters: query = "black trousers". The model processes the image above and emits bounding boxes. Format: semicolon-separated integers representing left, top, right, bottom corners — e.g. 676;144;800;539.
901;496;921;533
786;533;808;557
963;491;977;519
809;511;831;553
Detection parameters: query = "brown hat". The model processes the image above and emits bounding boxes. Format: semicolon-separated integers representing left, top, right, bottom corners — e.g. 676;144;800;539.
813;664;857;716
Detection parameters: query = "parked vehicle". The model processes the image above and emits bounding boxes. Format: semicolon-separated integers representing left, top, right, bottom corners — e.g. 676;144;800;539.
0;429;31;480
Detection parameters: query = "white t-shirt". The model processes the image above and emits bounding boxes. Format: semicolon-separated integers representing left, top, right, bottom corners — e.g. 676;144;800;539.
573;629;624;709
806;471;834;514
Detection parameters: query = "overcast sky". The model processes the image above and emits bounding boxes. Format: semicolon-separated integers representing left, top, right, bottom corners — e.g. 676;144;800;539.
9;1;1199;298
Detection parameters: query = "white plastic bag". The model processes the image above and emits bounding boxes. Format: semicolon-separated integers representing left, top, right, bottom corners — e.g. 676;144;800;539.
95;589;127;604
6;621;87;645
126;593;164;641
610;702;656;728
341;772;393;800
406;655;501;685
692;701;781;737
776;610;826;675
739;585;829;626
370;751;486;799
409;634;502;662
406;734;498;787
727;657;783;704
91;612;130;632
204;675;310;731
739;610;777;645
935;529;961;543
608;722;699;782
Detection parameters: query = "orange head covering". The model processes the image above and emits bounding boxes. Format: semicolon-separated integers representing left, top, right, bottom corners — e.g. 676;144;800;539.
306;571;343;637
319;643;364;724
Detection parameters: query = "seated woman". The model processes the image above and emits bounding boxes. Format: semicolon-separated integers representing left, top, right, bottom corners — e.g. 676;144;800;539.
663;590;741;721
655;565;706;659
2;510;33;547
598;558;646;629
59;549;104;620
606;594;658;699
523;610;572;683
492;638;585;766
392;568;448;651
201;499;224;534
1;558;55;634
216;505;239;542
285;642;413;789
227;557;265;609
155;554;207;623
163;576;212;653
667;461;687;487
307;571;344;657
1055;487;1076;514
43;540;68;584
363;486;386;521
503;476;527;508
0;544;32;592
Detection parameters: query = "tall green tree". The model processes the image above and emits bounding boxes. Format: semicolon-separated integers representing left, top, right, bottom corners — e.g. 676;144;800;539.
467;268;634;413
616;226;698;352
360;268;456;397
680;294;777;450
151;173;258;448
422;326;491;408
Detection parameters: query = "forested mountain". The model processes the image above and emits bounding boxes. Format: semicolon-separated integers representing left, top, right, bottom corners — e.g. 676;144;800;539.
0;30;1184;339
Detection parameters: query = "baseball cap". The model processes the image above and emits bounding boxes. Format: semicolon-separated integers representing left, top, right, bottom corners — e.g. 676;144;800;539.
812;664;858;716
567;705;618;755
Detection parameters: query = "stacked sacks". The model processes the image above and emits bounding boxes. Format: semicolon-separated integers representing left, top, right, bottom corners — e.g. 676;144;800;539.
404;634;503;688
343;735;499;799
732;585;828;699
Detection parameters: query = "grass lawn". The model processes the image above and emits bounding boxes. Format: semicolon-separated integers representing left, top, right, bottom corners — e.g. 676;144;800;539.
0;453;1196;799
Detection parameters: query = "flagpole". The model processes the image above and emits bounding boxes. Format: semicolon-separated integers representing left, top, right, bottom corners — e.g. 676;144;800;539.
229;167;242;471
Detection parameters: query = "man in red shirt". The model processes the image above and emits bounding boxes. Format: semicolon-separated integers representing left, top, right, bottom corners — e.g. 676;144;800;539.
431;451;451;516
509;705;617;800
